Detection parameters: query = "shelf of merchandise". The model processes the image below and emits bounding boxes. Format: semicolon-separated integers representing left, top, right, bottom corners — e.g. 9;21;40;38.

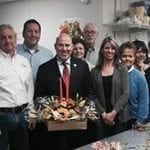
102;0;150;40
103;22;150;33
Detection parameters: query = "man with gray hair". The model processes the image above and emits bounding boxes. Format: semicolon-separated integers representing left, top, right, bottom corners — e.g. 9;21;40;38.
83;22;99;65
0;24;35;150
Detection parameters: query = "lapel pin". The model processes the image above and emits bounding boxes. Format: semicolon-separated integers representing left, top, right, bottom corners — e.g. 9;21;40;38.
73;64;77;67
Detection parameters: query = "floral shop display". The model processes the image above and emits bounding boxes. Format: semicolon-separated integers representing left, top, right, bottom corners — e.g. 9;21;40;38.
30;77;98;131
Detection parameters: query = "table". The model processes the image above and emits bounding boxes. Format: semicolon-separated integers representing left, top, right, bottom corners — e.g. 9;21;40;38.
75;129;150;150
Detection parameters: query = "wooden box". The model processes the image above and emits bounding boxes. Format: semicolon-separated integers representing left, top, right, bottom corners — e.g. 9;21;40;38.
47;120;87;131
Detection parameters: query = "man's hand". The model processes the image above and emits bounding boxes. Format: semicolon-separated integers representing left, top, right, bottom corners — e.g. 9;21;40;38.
28;118;37;130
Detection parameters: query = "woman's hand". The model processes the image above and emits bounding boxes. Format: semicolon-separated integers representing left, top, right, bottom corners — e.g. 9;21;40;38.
101;111;116;126
105;110;117;122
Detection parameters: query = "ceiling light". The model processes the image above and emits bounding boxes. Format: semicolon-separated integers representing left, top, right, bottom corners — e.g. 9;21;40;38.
81;0;91;5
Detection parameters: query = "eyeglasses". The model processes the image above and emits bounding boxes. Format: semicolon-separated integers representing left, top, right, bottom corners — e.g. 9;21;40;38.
84;31;97;35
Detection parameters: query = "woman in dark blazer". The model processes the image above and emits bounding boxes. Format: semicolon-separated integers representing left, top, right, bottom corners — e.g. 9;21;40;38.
91;36;130;140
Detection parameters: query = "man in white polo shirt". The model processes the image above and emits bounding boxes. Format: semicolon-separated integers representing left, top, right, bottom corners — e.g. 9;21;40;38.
0;24;35;150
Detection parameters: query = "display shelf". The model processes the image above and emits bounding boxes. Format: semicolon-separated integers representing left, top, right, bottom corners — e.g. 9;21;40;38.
103;22;150;33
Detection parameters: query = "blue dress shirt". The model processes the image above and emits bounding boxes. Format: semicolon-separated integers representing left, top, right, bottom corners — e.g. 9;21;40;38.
16;44;53;83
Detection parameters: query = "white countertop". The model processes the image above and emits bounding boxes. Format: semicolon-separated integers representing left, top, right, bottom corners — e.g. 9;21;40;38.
76;129;150;150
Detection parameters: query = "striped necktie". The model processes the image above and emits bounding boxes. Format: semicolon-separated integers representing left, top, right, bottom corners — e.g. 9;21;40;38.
62;62;70;99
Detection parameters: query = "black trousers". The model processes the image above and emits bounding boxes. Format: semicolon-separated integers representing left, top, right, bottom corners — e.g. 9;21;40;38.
94;118;128;141
29;122;48;150
29;120;97;150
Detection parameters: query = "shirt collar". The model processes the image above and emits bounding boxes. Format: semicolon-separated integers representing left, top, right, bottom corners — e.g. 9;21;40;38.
88;47;95;52
57;57;71;66
128;65;135;73
23;44;40;53
0;49;17;58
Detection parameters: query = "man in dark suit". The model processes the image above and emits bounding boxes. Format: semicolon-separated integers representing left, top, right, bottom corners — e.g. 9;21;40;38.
33;33;94;150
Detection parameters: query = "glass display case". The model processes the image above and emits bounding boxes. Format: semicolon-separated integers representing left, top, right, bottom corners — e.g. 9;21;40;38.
103;0;150;34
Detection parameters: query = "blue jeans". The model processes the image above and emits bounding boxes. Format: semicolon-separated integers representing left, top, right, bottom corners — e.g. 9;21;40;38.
0;111;29;150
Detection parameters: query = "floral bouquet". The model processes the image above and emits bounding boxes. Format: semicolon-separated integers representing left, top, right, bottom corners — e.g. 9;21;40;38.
30;94;98;122
30;76;98;130
59;20;83;39
29;94;98;131
91;141;121;150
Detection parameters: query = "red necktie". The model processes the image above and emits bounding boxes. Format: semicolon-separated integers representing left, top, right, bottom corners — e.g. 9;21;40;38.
62;62;70;99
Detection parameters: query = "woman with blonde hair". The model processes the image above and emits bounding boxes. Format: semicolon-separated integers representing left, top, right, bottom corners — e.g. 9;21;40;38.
91;36;130;140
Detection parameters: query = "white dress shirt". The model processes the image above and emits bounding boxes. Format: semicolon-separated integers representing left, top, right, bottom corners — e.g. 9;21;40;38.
0;50;34;109
57;58;71;77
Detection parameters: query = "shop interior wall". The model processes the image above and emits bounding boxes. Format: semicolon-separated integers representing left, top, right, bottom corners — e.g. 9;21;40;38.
0;0;148;54
0;0;102;54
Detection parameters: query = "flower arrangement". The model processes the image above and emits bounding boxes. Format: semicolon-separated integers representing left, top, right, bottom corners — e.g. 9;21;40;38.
30;76;98;123
91;141;121;150
30;95;98;122
59;20;83;39
133;122;150;131
30;77;98;130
